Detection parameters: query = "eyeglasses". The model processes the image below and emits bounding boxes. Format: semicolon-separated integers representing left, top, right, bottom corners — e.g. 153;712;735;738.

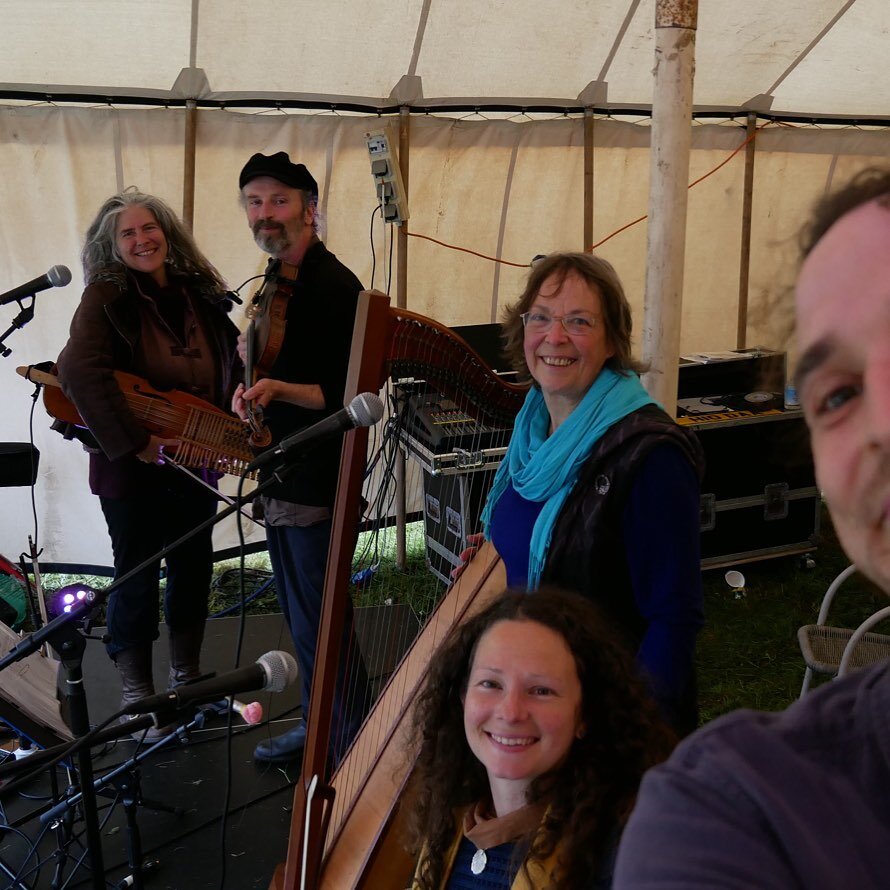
520;311;598;336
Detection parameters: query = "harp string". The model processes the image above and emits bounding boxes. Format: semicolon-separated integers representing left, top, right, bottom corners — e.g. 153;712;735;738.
323;309;519;851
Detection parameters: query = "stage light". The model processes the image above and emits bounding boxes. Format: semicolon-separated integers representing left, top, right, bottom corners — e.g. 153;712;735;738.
47;583;96;620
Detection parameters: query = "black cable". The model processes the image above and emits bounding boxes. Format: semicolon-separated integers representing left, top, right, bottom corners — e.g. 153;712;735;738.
0;821;40;889
27;394;40;555
361;422;394;568
352;392;410;574
355;421;395;568
214;469;254;890
17;553;43;634
3;712;280;888
353;429;390;568
386;223;394;296
369;204;382;289
0;825;45;890
370;406;410;563
231;273;267;297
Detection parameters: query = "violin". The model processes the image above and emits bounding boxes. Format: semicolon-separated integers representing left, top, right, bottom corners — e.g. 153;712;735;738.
243;258;298;447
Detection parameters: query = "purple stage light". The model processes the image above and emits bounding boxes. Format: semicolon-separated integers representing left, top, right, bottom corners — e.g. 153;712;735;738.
48;583;95;619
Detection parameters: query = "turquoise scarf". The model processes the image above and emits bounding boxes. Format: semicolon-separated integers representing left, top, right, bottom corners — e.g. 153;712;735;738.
480;368;657;588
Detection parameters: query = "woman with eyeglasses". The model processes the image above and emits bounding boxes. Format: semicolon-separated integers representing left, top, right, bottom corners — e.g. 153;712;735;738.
475;252;704;735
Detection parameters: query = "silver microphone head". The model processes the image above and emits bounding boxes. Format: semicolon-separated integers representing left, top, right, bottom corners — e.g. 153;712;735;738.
47;265;72;288
257;650;299;693
347;392;385;428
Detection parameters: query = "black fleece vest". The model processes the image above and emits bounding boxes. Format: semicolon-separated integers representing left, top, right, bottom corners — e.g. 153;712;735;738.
542;404;704;648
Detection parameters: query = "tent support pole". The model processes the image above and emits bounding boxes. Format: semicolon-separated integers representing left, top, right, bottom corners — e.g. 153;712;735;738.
183;99;197;230
584;107;594;250
641;0;698;416
394;106;411;570
737;112;757;349
397;107;410;312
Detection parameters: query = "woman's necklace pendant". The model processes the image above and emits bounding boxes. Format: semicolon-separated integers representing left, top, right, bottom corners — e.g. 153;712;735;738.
470;847;487;875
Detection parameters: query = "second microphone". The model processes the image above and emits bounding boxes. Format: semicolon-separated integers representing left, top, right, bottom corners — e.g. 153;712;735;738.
247;391;384;471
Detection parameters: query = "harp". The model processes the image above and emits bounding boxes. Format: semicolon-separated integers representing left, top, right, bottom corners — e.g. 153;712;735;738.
270;290;526;889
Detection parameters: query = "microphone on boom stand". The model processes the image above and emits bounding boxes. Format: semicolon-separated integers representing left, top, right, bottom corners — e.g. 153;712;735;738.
124;650;298;718
247;392;384;471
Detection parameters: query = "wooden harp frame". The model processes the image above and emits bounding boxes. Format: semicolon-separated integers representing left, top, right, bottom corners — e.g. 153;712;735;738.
271;290;522;889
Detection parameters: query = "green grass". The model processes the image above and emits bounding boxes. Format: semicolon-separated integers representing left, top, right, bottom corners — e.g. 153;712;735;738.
697;509;885;720
205;524;442;618
38;522;442;625
37;507;886;726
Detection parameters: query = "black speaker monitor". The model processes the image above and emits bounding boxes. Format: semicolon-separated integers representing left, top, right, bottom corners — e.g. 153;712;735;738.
0;443;39;488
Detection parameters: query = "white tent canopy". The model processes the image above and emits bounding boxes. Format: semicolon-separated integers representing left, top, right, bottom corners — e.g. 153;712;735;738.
4;0;888;118
1;0;888;566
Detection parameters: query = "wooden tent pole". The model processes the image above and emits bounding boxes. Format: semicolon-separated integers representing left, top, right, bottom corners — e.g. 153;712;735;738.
397;108;410;313
737;112;757;349
394;106;411;570
641;0;698;415
584;107;594;250
182;99;197;230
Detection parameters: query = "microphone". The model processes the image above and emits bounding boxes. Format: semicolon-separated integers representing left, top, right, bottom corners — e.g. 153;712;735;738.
247;391;384;471
0;265;72;307
124;650;298;715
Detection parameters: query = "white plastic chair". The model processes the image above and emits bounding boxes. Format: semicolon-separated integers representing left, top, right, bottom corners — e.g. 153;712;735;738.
798;565;890;696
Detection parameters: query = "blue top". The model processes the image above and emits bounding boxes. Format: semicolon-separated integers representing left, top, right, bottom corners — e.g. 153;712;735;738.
446;836;520;889
489;442;701;725
443;830;615;889
490;484;545;587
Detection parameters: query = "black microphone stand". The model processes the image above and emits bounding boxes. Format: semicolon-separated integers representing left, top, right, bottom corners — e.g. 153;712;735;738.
42;713;202;890
0;452;308;887
47;619;107;888
0;710;204;890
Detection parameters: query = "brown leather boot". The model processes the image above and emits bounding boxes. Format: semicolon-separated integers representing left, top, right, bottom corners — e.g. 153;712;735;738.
167;623;206;688
114;644;174;741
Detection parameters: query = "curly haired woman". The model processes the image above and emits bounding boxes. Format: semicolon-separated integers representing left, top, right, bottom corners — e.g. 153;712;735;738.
403;587;675;889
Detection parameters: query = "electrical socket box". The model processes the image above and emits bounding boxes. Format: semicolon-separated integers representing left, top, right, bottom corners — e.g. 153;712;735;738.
366;129;409;226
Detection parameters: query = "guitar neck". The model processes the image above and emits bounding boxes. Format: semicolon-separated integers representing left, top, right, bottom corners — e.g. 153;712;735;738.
16;366;61;388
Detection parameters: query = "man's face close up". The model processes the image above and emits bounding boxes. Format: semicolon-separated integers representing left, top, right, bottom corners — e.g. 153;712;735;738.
796;199;890;593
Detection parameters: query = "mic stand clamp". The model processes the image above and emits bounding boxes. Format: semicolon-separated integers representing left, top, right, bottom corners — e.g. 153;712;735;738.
0;294;36;358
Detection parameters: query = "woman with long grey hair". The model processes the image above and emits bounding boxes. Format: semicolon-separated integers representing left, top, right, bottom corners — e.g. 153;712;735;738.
57;187;241;737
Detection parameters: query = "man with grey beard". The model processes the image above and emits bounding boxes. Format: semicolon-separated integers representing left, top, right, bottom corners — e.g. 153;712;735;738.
614;168;890;889
232;151;369;764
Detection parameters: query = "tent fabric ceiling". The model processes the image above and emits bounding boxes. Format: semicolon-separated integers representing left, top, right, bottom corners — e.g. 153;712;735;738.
2;0;888;120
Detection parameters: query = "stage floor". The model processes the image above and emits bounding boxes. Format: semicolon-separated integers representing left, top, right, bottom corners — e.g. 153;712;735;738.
1;613;305;890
